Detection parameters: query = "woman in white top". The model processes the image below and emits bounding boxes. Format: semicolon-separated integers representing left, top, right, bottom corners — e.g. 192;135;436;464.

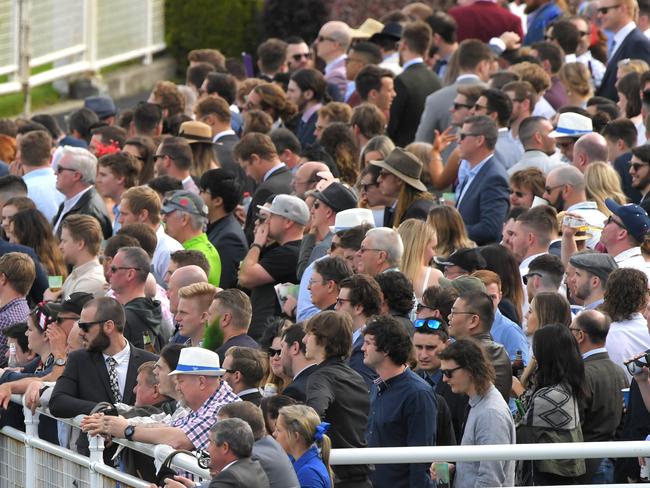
398;219;442;301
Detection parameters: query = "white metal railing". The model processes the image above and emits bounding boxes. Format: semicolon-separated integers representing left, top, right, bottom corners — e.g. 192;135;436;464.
0;0;165;96
3;394;650;487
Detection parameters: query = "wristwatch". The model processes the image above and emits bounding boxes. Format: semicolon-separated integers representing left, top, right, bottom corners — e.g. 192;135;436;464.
54;357;67;367
124;425;135;441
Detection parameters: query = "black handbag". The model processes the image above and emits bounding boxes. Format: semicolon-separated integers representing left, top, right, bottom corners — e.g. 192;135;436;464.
89;402;118;416
154;449;211;487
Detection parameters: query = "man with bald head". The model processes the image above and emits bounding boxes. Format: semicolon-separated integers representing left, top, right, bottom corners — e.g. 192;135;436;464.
572;133;609;173
291;161;329;199
316;21;352;98
167;264;208;343
570;309;628;482
543;165;606;248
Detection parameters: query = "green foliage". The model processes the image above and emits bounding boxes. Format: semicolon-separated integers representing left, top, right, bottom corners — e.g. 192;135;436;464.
0;84;60;118
202;315;224;352
165;0;264;71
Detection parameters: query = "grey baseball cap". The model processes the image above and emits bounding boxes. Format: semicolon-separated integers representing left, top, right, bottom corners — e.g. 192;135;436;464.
257;194;310;226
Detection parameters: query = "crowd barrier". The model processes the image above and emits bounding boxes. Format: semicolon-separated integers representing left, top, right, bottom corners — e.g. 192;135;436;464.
2;394;650;487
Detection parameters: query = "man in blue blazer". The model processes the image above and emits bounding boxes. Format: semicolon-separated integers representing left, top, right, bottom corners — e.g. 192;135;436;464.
596;0;650;101
455;115;510;246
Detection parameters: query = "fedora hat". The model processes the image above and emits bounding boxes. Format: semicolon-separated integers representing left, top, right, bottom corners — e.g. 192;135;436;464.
370;147;427;192
169;347;225;376
548;112;593;138
179;121;213;144
330;208;375;233
350;18;384;39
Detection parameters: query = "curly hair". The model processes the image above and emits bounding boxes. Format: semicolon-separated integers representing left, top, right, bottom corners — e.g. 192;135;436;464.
252;83;298;123
374;271;415;316
438;339;496;395
319;122;359;186
603;268;648;321
152;81;186;118
364;315;413;365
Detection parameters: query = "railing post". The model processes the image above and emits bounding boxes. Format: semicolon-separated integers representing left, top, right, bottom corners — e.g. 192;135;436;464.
84;0;98;72
22;398;39;488
88;434;105;488
17;0;31;116
144;0;153;65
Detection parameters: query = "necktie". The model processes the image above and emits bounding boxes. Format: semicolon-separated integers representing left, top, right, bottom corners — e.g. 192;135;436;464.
106;357;121;403
609;39;617;60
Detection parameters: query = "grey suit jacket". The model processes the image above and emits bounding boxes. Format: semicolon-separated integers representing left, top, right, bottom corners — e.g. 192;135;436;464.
207;457;270;488
415;76;486;143
252;436;300;488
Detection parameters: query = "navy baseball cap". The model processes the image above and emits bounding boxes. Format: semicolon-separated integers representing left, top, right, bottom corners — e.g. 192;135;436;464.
605;198;650;243
84;96;117;119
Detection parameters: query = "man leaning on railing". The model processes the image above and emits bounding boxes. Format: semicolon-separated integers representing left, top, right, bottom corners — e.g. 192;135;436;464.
81;346;239;452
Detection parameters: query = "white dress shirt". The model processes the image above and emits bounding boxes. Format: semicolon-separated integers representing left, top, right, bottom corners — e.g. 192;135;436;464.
153;225;184;285
613;247;650;282
103;341;131;398
606;312;650;380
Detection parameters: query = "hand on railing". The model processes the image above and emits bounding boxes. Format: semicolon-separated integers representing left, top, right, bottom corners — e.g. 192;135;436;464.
81;412;129;438
24;380;44;414
0;384;11;409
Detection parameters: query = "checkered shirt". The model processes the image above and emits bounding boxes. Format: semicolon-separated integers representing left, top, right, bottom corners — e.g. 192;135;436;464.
0;298;29;363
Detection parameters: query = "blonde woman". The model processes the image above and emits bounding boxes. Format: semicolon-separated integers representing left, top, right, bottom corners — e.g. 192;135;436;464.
585;162;626;215
275;405;333;488
426;205;475;257
398;219;443;299
559;62;592;108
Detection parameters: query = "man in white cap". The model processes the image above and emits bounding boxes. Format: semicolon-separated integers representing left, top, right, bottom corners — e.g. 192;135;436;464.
238;195;309;340
81;346;239;451
549;112;593;163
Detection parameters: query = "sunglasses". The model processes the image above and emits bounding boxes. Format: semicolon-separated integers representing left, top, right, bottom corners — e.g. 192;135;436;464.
473;103;488;111
459;133;481;141
453;102;472;110
605;215;626;229
360;182;378;192
268;348;281;357
110;266;142;274
313;201;321;209
413;319;444;331
56;166;77;174
597;4;620;14
416;302;434;313
78;319;106;332
509;190;525;198
292;53;312;61
441;366;462;378
522;272;542;285
631;161;649;172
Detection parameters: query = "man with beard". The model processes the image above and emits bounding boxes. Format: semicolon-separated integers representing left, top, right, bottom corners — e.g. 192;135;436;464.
286;68;327;149
49;297;157;456
543;165;606;249
568;253;618;311
630;145;650;211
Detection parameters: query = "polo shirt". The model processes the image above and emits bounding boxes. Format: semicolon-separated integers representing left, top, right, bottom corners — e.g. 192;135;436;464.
183;233;222;287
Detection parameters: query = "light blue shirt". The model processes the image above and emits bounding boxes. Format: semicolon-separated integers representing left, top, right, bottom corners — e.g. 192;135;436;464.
296;258;323;322
456;154;493;205
22;167;64;222
582;347;608;360
491;309;530;364
112;203;121;233
401;57;424;70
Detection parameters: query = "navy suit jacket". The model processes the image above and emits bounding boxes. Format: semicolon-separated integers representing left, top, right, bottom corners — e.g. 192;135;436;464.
456;156;510;245
348;333;377;390
597;27;650;101
282;363;318;403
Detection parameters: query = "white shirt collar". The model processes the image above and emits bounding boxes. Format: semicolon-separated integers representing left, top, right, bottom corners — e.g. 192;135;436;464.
402;57;424;70
611;22;637;59
237;387;263;397
582;347;607;360
325;54;347;74
293;363;316;380
213;129;235;142
263;162;286;182
103;341;130;365
221;460;238;472
64;185;92;206
456;74;481;82
614;246;642;261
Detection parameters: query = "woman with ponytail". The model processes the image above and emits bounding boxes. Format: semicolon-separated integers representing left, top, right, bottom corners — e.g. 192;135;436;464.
275;404;333;488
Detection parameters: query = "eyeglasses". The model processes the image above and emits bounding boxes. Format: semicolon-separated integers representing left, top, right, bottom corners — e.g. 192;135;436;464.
522;272;542;285
224;368;237;374
579;31;589;37
56;315;78;325
459;133;481;141
449;309;476;318
360;182;378;192
597;4;620;14
335;297;353;306
413;318;444;331
452;102;472;110
441;366;463;378
358;247;383;254
313;201;321;209
544;183;564;194
77;319;107;332
110;266;143;273
568;327;584;335
292;52;312;61
416;302;434;313
317;35;337;43
605;215;626;229
268;348;281;357
308;279;327;286
56;166;77;174
630;161;649;172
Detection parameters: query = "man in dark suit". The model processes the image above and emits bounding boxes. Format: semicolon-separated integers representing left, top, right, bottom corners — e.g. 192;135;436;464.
596;0;650;101
572;310;628;483
630;145;650;213
200;169;248;289
222;347;265;406
52;146;112;240
455;115;510;245
602;120;643;203
287;68;327;150
280;324;318;402
195;94;253;195
336;274;382;389
234;133;293;244
50;297;157;456
388;21;442;147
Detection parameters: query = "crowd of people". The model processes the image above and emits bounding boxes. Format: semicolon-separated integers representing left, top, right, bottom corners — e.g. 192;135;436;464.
3;0;650;486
